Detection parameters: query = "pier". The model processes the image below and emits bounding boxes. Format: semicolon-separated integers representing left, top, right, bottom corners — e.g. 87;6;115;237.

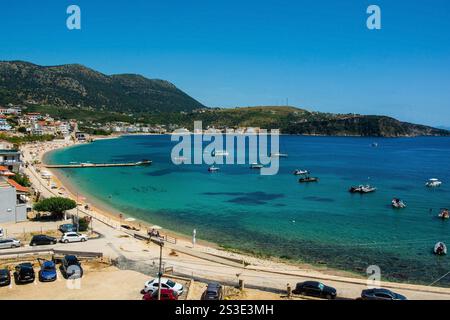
44;160;152;169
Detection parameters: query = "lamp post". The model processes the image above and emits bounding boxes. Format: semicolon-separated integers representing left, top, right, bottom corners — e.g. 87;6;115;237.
151;238;164;300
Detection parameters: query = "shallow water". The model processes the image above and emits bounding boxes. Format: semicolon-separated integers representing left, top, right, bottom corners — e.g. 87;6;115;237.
46;135;450;285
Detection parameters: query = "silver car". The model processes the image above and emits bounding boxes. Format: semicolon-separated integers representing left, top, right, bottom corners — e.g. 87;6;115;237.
0;238;21;249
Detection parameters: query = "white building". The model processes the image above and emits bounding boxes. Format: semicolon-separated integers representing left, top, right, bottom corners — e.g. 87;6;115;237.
0;177;28;223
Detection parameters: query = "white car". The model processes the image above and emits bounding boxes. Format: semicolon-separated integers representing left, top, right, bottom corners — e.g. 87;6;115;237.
60;232;88;243
143;278;184;295
0;238;21;249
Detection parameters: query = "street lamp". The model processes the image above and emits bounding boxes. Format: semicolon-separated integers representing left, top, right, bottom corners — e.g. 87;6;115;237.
151;238;165;301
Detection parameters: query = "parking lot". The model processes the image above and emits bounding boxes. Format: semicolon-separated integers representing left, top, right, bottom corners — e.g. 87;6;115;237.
0;260;151;300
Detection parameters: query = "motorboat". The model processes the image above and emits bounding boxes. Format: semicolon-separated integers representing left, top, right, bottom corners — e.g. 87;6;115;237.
391;198;406;209
293;169;309;175
438;209;450;220
434;242;447;256
271;152;288;158
299;176;319;183
426;178;442;187
208;166;220;172
250;163;264;169
349;185;377;194
212;150;229;157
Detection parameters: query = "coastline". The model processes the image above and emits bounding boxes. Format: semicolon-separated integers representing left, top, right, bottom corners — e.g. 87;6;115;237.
33;137;366;280
24;135;450;288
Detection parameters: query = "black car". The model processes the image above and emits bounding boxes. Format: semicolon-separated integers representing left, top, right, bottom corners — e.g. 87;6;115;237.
30;235;57;246
61;255;83;279
201;282;223;300
0;269;11;287
360;288;407;300
292;281;337;299
13;263;35;284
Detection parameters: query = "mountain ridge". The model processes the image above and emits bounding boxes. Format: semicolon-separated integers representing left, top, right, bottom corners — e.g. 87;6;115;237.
0;61;448;137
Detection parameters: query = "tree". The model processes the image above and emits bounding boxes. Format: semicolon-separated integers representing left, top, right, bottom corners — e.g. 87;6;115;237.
33;197;77;220
11;173;31;187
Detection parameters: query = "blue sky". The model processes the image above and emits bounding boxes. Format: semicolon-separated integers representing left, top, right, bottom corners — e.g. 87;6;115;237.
0;0;449;126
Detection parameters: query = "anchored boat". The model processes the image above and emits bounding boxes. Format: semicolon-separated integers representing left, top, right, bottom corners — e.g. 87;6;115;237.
391;198;406;209
434;242;447;256
250;163;264;169
299;176;319;183
426;178;442;187
208;166;220;172
349;185;377;194
438;208;450;220
293;169;309;175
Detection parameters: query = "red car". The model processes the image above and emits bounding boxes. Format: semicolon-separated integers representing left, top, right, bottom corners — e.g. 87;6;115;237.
142;289;178;300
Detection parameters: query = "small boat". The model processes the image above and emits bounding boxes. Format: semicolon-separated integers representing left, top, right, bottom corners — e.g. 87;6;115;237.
434;242;447;256
293;169;309;175
271;152;288;158
391;198;406;209
250;163;264;169
371;142;378;147
349;185;377;194
426;178;442;187
212;150;229;157
208;166;220;172
438;209;450;220
299;176;319;183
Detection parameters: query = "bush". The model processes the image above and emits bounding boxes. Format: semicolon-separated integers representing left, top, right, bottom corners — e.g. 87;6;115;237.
33;197;77;220
78;216;91;232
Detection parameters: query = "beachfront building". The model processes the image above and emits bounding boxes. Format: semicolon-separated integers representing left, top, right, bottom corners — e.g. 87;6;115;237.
0;177;28;223
75;132;90;141
0;149;22;172
0;117;11;131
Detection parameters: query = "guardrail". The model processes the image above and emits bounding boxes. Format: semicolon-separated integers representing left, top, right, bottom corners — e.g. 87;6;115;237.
0;248;103;260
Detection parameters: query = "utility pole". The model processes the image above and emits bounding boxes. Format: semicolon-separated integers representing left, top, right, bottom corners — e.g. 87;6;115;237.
151;238;165;300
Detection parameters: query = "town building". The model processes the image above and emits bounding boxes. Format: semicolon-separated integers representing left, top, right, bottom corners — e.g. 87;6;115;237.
0;149;22;172
0;177;28;223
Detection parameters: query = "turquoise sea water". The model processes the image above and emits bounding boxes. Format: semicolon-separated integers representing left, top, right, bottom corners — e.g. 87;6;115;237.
46;135;450;285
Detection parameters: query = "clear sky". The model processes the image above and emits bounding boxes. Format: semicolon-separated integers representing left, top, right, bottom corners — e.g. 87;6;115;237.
1;0;449;126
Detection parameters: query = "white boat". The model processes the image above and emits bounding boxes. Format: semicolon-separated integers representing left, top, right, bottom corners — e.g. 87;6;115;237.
426;178;442;187
208;166;220;172
391;198;406;209
250;163;264;169
293;169;309;175
434;242;447;255
271;152;288;158
212;150;229;157
439;209;450;220
349;185;377;194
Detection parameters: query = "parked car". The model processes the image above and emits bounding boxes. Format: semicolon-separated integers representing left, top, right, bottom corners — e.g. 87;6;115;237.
0;227;4;238
143;278;184;295
59;224;77;233
61;255;83;279
30;235;57;246
292;281;337;299
0;269;11;287
142;289;179;300
14;263;35;284
201;282;223;300
60;232;88;243
360;288;407;300
39;261;57;282
0;238;21;249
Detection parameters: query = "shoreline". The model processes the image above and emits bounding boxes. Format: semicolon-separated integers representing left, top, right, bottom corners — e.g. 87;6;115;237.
22;135;450;288
33;137;365;279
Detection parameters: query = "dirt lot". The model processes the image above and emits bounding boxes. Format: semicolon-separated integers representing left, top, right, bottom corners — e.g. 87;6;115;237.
0;261;150;300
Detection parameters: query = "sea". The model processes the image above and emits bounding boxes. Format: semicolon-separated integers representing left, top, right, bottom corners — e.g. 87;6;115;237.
45;135;450;285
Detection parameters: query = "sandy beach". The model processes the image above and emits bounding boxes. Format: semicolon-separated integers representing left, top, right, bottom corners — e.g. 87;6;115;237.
15;137;450;300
